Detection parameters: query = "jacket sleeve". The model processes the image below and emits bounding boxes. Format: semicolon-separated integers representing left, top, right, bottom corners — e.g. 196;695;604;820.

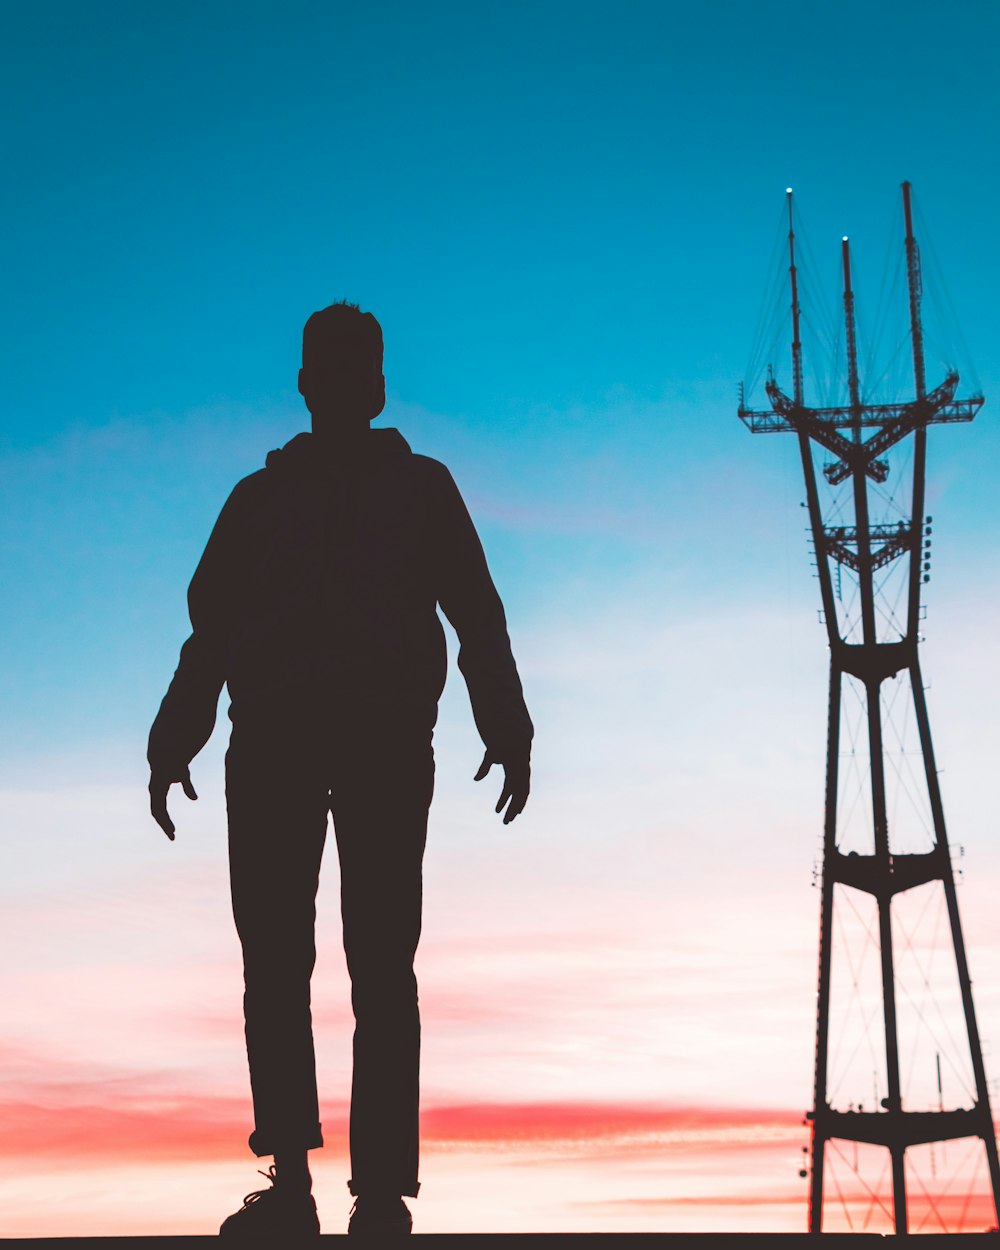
431;465;533;758
147;481;250;772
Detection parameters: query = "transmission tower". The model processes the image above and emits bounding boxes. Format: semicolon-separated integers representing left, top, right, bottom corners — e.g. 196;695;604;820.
739;183;999;1234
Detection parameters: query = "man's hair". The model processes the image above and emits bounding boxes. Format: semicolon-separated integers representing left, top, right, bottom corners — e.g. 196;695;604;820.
302;300;383;370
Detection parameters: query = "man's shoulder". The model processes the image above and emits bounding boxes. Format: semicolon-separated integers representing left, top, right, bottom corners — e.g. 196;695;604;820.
408;452;456;488
210;467;280;525
235;466;270;489
227;466;271;502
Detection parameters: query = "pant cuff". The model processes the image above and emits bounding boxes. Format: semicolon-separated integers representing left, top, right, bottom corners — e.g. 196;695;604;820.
249;1123;324;1157
348;1178;420;1198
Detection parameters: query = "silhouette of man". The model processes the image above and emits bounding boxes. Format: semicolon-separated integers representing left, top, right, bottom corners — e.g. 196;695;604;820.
147;302;533;1237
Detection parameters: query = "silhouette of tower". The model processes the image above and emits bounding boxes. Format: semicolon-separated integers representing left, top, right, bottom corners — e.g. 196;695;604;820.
739;183;1000;1234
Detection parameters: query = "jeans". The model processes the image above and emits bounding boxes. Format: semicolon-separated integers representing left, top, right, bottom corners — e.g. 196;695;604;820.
225;705;433;1198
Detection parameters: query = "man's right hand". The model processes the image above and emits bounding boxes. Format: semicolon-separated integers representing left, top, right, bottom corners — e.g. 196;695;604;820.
148;766;198;841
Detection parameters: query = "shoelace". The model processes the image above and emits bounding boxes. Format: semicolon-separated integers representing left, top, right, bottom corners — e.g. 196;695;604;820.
240;1164;279;1209
349;1196;409;1221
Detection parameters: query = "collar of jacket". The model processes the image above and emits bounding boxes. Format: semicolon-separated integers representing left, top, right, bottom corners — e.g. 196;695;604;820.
264;427;412;472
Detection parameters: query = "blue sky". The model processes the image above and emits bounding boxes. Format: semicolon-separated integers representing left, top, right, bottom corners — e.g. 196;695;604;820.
3;1;1000;1234
4;0;999;758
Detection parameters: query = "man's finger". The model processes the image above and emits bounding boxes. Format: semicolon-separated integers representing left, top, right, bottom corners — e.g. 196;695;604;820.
150;796;176;840
503;788;528;824
495;781;512;815
499;758;530;823
182;776;198;801
474;749;495;782
149;776;177;840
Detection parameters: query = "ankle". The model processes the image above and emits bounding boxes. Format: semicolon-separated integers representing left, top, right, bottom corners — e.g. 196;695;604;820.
274;1151;313;1193
362;1193;405;1208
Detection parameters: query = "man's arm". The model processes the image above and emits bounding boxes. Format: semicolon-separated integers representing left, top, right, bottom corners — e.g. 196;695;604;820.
431;464;533;823
147;481;250;838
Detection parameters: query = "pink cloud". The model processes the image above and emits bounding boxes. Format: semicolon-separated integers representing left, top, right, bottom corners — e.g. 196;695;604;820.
0;1098;247;1165
420;1101;797;1145
3;1089;994;1235
587;1194;805;1208
0;1087;794;1161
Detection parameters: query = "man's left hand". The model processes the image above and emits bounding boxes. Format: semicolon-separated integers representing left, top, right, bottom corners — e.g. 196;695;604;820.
474;748;530;824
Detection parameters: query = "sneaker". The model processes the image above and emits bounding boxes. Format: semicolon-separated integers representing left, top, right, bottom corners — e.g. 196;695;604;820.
347;1194;412;1237
219;1164;320;1238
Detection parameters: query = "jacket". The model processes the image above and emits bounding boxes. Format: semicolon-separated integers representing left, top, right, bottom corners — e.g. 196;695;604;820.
147;428;533;770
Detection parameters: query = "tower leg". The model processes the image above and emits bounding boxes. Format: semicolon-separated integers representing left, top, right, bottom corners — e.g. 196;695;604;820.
910;661;1000;1223
866;676;908;1234
809;662;841;1232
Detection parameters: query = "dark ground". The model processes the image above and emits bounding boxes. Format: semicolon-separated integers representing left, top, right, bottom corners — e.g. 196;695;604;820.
3;1234;997;1247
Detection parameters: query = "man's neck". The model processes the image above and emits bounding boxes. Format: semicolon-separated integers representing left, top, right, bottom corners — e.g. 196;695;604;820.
310;421;371;457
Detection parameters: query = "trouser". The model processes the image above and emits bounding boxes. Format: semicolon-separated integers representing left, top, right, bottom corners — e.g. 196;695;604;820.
225;707;434;1198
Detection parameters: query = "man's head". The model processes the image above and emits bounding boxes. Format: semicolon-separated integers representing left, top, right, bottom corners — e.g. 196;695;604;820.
298;301;386;433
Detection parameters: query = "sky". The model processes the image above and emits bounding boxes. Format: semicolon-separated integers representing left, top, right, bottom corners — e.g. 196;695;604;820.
3;0;1000;1236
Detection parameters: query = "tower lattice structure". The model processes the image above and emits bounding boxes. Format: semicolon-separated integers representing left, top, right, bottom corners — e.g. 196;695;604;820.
739;183;1000;1234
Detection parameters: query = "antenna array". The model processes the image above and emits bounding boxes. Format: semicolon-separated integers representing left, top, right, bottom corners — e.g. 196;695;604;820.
740;183;997;1234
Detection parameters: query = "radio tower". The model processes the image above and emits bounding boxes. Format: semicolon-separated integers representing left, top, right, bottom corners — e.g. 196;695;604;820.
739;183;1000;1233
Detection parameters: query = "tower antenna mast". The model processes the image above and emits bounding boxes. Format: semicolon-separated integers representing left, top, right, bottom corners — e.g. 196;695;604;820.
788;188;804;408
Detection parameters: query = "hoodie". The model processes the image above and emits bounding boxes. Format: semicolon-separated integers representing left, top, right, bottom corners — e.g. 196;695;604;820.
148;429;533;770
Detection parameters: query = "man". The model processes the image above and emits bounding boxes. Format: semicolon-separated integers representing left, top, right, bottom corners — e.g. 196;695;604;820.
147;302;533;1237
